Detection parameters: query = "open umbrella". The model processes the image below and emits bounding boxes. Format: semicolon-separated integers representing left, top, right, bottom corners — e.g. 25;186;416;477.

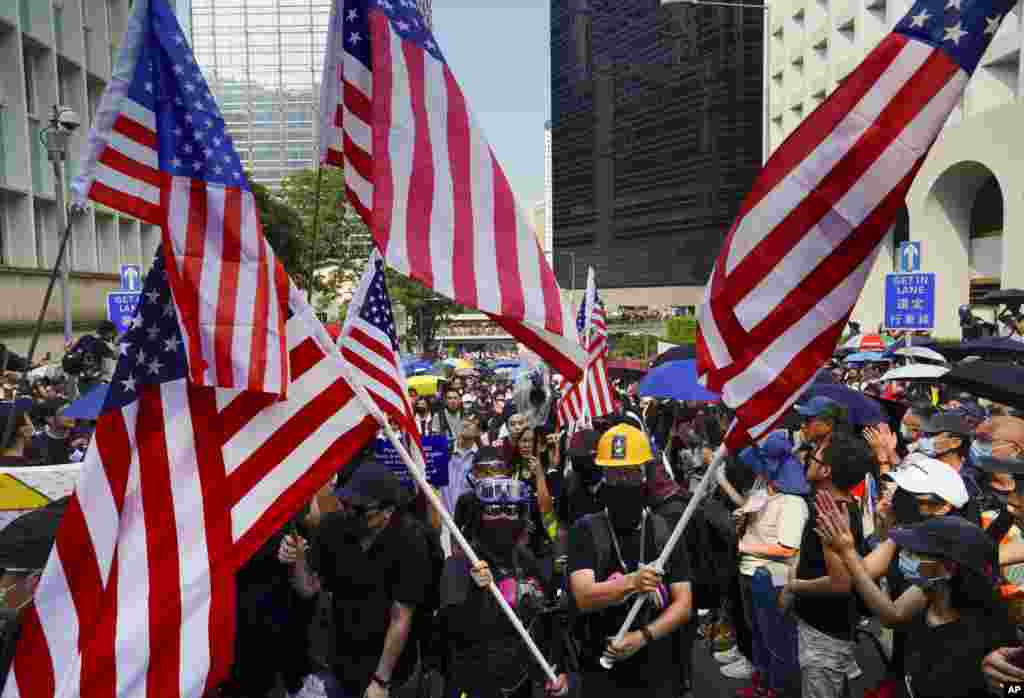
939;361;1024;410
443;358;473;371
63;383;110;420
880;364;950;382
800;384;884;426
940;337;1024;361
650;345;697;368
844;351;887;364
407;374;442;397
843;333;887;352
981;288;1024;307
887;346;947;364
637;360;719;402
402;358;435;375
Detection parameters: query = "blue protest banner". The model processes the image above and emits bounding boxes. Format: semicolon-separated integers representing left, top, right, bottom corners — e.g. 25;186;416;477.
107;292;142;333
376;434;451;489
884;273;935;331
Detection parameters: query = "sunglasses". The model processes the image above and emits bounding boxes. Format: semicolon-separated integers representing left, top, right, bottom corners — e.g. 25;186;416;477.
482;503;524;517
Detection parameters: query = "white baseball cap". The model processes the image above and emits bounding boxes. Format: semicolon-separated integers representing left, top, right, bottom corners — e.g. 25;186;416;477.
885;453;968;509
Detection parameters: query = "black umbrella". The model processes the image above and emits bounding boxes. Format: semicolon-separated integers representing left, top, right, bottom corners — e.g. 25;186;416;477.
799;384;885;426
940;337;1024;361
981;288;1024;307
650;345;696;368
0;497;68;570
939;361;1024;411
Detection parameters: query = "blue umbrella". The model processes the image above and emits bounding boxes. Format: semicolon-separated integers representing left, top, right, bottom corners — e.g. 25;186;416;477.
843;351;886;364
491;360;522;370
799;383;884;426
64;383;110;420
402;358;435;375
637;360;720;402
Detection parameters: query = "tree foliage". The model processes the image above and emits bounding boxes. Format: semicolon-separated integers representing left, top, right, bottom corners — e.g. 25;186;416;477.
384;270;462;353
249;177;305;278
609;333;661;359
665;317;698;345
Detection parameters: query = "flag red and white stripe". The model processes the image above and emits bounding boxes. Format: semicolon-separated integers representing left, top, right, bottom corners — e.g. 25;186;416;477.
320;0;585;380
558;269;613;428
696;25;992;448
339;250;425;462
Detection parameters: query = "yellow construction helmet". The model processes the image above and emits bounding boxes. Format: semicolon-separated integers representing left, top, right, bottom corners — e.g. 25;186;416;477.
595;424;654;467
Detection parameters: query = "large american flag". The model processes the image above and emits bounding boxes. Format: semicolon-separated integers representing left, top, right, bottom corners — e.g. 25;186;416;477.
557;269;613;428
340;249;424;461
5;2;380;697
319;0;585;380
697;0;1014;449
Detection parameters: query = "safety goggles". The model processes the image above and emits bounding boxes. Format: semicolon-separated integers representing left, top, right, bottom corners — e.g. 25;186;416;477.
482;503;526;518
475;477;532;505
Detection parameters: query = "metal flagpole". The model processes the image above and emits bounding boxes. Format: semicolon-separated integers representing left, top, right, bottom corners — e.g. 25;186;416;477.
601;444;729;668
335;354;560;683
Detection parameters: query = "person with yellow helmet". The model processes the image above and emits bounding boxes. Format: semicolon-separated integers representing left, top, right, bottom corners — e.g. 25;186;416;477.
566;424;694;698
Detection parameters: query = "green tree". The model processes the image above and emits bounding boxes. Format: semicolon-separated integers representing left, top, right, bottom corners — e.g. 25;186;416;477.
249;177;305;279
278;168;371;302
384;270;462;353
665;317;698;345
609;332;661;359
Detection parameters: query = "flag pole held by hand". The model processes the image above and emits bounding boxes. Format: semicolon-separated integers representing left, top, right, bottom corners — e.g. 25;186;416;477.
334;354;559;684
600;444;729;669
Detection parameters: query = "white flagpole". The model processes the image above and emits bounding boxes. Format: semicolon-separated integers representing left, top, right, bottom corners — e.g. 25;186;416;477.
338;356;560;683
600;444;729;668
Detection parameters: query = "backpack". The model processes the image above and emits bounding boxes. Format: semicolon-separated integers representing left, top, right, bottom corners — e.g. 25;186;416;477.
569;511;672;663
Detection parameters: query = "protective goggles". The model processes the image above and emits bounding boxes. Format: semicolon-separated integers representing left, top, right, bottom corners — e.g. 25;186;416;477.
475;477;532;506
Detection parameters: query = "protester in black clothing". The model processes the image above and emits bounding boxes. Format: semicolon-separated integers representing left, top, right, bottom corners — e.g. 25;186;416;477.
568;425;692;698
440;476;571;698
817;501;1015;698
279;458;432;698
560;430;604;527
782;429;873;698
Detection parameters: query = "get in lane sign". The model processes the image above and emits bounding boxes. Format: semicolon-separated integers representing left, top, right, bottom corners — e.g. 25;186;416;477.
107;292;142;333
884;273;935;331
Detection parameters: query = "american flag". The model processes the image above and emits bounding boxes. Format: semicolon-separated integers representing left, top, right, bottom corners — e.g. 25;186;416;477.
5;3;380;697
72;0;287;397
558;269;613;428
340;250;424;461
697;0;1014;449
319;0;586;380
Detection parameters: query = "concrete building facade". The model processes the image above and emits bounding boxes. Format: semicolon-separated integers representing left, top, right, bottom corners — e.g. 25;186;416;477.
764;0;1024;338
0;0;159;356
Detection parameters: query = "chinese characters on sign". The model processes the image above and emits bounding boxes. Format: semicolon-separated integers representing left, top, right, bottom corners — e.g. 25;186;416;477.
884;273;936;330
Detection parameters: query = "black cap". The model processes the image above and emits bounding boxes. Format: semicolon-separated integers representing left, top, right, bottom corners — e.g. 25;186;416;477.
919;412;973;437
890;516;998;578
33;398;70;421
567;430;600;459
334;457;406;508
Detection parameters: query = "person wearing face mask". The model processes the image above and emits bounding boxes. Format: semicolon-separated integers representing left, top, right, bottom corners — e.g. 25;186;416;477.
440;477;573;698
412;396;434;437
561;430;605;526
972;416;1024;508
279;456;434;698
568;424;693;698
433;388;465;444
913;413;982;524
899;404;935;453
971;455;1024;628
816;501;1015;698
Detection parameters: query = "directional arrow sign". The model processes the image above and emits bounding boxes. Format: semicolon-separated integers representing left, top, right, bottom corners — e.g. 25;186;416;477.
898;241;921;273
120;264;142;292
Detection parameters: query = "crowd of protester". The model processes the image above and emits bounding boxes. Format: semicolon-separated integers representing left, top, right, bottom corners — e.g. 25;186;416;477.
5;328;1024;698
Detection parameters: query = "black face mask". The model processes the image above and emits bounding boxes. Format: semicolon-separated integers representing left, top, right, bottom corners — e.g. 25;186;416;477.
601;484;646;531
337;510;374;539
479;518;526;550
576;458;602;488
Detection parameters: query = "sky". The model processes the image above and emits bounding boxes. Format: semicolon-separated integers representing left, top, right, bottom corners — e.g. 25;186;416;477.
430;0;550;209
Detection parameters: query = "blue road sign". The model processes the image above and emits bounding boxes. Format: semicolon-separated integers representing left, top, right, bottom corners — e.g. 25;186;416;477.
120;264;142;291
884;273;935;331
898;241;921;273
107;292;142;334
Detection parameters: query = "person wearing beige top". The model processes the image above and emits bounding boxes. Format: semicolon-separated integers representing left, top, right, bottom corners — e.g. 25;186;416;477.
718;432;809;698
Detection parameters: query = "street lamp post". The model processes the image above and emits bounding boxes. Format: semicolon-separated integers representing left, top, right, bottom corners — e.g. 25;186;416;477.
555;251;577;308
41;105;81;346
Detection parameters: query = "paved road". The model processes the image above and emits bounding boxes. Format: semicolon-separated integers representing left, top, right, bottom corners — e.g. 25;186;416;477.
690;621;890;698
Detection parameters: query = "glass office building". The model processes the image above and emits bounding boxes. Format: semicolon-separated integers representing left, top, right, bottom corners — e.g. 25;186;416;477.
186;0;431;190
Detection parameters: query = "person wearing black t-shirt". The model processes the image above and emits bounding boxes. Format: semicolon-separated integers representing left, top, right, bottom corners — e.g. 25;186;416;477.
781;430;872;698
568;425;692;698
279;458;432;698
817;500;1016;698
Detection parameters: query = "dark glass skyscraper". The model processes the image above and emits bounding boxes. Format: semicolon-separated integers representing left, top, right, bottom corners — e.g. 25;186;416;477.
551;0;763;292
